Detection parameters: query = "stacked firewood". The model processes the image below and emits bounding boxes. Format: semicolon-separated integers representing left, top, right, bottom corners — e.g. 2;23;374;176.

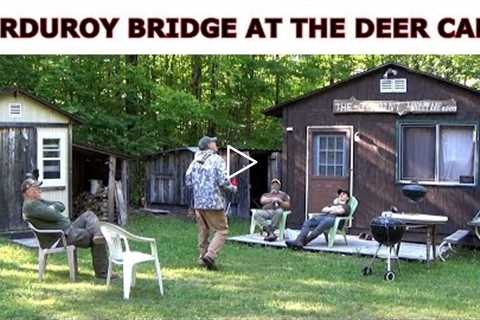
73;187;109;219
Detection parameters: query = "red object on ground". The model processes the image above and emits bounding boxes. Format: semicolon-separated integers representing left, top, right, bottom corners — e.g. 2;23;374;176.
230;177;238;186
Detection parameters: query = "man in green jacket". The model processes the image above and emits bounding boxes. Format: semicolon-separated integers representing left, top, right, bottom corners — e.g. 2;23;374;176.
22;177;115;279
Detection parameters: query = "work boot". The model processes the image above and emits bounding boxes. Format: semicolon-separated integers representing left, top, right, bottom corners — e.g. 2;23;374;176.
285;239;304;250
263;226;278;242
201;255;218;271
304;229;324;246
285;225;310;249
91;242;110;277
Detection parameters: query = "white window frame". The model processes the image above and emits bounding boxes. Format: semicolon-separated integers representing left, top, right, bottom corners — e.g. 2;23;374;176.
8;103;23;118
313;134;347;177
398;122;478;186
37;129;67;187
380;78;407;93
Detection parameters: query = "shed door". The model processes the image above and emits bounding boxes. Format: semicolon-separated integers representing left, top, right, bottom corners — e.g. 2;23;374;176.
0;127;37;231
306;126;352;217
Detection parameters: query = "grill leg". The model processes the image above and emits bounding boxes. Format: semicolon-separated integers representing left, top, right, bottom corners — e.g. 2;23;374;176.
366;243;383;269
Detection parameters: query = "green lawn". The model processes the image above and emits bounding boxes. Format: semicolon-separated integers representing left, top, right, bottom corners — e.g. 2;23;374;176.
1;213;480;320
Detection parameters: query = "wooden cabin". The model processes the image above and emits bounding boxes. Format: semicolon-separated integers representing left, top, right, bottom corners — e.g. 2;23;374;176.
0;88;131;233
144;147;281;218
265;63;480;243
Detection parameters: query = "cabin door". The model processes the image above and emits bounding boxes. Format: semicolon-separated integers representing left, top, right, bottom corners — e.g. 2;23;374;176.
0;127;37;231
306;126;353;219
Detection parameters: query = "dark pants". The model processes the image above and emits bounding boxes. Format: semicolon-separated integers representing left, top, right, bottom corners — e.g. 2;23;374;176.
66;211;108;276
296;214;337;245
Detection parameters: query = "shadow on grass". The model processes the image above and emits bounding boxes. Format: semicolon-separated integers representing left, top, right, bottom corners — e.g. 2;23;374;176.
1;215;480;320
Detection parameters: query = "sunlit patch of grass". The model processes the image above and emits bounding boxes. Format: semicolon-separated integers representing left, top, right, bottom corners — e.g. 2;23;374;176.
1;213;480;320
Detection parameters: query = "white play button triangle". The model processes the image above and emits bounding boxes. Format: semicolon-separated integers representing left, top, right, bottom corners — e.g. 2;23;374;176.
226;145;258;179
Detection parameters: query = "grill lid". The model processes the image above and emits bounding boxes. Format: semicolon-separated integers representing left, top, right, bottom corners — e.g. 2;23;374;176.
401;183;427;203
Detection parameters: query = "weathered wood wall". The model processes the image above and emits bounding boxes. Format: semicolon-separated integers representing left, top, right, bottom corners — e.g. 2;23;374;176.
146;150;193;206
0;127;37;231
280;65;480;243
145;148;253;219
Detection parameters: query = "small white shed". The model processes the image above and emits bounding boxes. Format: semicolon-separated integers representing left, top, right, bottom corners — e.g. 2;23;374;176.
0;88;82;232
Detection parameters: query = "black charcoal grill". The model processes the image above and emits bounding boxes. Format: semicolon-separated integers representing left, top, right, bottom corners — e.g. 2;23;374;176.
362;216;405;281
362;183;426;281
371;216;405;246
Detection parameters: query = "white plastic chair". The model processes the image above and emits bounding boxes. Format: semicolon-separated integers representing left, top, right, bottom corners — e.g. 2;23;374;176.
26;221;77;282
99;222;164;299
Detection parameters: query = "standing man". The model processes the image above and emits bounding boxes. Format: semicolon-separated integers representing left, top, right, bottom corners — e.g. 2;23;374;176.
21;176;116;279
185;136;237;270
254;179;290;242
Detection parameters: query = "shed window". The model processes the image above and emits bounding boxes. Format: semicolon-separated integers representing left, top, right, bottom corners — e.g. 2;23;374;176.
399;123;477;186
313;134;347;177
43;139;61;179
37;129;67;187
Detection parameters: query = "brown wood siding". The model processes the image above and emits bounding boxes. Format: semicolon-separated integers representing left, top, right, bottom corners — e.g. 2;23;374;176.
282;66;480;243
0;127;37;231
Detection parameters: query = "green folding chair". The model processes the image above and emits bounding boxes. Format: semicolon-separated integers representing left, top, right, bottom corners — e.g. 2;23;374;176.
308;196;358;247
250;209;291;240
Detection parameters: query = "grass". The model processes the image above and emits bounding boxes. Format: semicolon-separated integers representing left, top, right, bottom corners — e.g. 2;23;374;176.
1;213;480;320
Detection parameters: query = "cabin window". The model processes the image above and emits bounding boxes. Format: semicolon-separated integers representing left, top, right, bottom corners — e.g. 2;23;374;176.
399;123;477;186
37;129;67;187
313;134;347;177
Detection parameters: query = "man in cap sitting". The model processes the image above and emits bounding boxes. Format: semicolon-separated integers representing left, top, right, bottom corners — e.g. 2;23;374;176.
286;189;350;249
254;178;290;242
21;176;116;279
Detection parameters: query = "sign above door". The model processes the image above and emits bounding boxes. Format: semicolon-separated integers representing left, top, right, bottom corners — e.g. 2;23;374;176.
333;97;457;116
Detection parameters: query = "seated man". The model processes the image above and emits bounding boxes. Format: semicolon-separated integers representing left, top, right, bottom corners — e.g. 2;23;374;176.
286;189;350;249
21;176;117;279
254;179;290;242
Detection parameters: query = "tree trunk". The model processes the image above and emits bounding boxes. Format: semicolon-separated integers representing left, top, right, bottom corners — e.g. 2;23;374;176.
207;57;218;136
191;55;202;101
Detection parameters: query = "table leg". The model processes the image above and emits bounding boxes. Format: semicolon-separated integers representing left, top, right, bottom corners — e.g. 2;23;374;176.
432;225;437;259
426;227;431;268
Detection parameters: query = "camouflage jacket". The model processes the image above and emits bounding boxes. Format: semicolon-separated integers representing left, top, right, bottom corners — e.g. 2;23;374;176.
185;149;234;210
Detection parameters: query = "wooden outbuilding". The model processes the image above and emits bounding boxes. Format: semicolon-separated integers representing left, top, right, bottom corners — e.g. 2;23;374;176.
144;147;281;218
0;88;81;232
265;63;480;243
0;88;131;233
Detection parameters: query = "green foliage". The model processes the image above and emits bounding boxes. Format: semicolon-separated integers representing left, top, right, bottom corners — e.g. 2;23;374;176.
1;214;480;319
1;55;480;156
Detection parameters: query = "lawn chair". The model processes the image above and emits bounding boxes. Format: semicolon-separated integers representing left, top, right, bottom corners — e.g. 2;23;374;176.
307;196;359;248
468;209;480;240
250;209;291;240
99;222;164;300
25;221;77;282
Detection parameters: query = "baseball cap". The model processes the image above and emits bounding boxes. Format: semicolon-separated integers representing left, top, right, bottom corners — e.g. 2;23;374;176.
337;189;350;197
271;178;281;186
198;136;218;150
21;177;43;193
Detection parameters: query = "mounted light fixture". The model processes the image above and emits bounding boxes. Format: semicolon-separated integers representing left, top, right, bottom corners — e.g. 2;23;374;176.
383;68;398;79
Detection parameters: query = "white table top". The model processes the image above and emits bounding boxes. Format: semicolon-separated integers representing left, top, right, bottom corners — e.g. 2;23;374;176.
381;212;448;224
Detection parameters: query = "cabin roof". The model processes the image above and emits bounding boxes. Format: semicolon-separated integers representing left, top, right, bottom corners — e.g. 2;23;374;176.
264;62;480;117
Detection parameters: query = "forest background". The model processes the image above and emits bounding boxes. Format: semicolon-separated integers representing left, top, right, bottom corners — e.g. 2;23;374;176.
2;55;477;203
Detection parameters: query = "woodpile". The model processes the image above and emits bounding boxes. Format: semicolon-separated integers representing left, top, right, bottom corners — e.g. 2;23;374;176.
73;187;109;219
